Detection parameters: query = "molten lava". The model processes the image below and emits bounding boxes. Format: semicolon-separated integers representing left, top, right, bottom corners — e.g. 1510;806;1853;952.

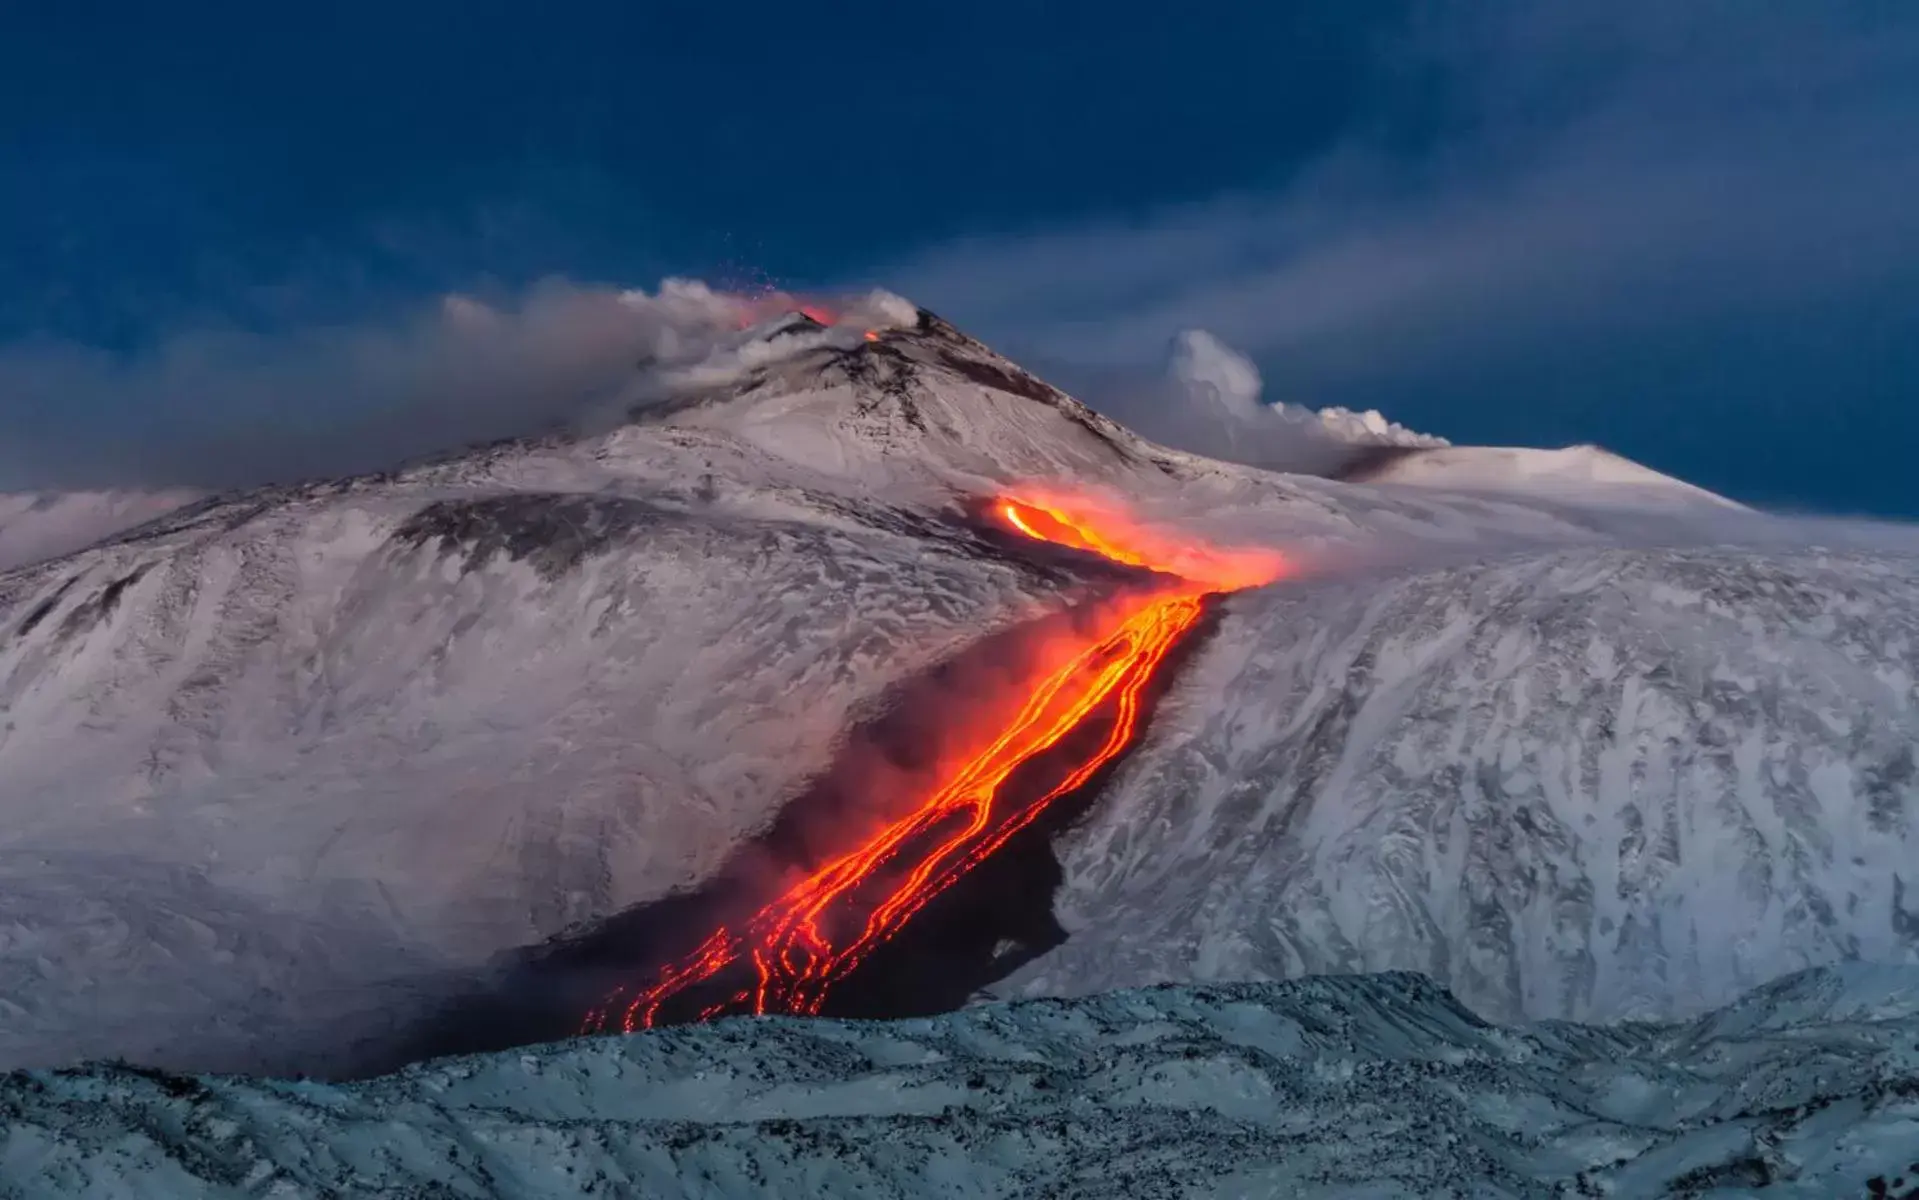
583;492;1285;1033
996;490;1288;591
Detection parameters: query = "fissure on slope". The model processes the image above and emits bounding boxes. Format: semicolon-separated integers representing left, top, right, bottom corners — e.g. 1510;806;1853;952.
583;491;1288;1033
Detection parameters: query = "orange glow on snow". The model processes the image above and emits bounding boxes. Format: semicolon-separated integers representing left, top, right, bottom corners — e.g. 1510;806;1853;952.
582;489;1286;1033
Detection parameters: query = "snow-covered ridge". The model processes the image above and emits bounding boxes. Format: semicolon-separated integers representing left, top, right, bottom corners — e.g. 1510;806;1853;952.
1341;442;1744;510
4;966;1916;1197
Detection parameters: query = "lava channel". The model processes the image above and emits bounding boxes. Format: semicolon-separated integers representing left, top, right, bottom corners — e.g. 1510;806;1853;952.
582;493;1287;1033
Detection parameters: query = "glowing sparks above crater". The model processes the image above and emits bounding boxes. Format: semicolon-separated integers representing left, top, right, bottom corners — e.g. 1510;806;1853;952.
583;491;1286;1034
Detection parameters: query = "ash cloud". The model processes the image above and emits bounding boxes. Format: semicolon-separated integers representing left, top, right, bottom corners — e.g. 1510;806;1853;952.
0;280;915;493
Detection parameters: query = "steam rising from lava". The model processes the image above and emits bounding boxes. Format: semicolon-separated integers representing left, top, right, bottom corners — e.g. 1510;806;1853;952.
582;491;1286;1033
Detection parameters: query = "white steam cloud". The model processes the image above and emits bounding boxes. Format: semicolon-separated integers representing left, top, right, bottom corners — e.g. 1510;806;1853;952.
1169;331;1263;423
1081;327;1444;476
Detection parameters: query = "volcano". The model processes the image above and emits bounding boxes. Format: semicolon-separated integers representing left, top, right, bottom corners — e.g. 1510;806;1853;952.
2;299;1917;1083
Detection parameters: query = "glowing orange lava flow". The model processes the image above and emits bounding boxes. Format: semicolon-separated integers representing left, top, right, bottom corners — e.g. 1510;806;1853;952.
583;493;1285;1033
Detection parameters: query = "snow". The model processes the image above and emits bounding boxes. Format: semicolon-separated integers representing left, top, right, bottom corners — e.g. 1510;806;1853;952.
3;312;1316;1075
1346;443;1746;510
1008;546;1919;1023
1;301;1914;1089
3;966;1917;1197
0;486;1081;1075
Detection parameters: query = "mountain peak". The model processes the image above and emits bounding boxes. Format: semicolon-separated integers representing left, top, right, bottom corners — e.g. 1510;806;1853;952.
618;303;1161;486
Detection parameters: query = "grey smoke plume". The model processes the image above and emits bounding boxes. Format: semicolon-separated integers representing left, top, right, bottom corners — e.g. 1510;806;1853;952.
0;281;916;493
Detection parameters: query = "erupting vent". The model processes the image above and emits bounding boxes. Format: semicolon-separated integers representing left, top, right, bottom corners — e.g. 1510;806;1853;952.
732;297;881;342
583;493;1287;1033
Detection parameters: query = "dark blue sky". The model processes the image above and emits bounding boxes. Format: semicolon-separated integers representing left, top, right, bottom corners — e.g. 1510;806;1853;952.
4;2;1918;514
1;3;1384;335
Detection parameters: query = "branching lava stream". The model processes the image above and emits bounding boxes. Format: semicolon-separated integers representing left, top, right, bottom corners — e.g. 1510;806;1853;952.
582;492;1287;1033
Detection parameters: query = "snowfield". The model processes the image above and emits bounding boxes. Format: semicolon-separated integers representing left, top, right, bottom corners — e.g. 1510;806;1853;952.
4;966;1917;1197
1011;546;1919;1025
1;303;1916;1106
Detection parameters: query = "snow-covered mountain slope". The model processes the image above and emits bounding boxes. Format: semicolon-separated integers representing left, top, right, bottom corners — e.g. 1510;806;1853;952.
0;301;1911;1081
0;488;198;571
0;311;1339;1076
1342;443;1744;510
5;966;1917;1198
0;486;1090;1075
1009;546;1919;1023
